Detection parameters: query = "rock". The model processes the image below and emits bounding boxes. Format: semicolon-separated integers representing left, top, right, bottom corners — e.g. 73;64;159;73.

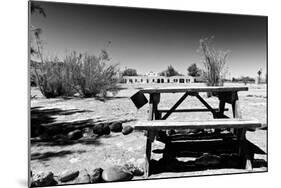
76;174;91;184
76;170;91;184
31;171;58;187
195;153;221;167
124;164;144;176
59;170;80;182
103;124;111;135
93;124;104;136
102;166;133;182
93;124;110;136
109;122;123;132
82;127;93;137
122;126;133;135
89;168;103;183
67;130;83;140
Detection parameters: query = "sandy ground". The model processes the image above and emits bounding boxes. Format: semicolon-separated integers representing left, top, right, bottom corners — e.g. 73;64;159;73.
30;83;267;183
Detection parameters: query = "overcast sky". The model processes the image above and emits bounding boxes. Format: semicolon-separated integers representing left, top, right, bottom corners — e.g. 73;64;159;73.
30;1;267;78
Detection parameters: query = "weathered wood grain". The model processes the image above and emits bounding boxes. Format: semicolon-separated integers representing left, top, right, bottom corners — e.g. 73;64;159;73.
134;119;261;130
158;108;228;113
140;86;248;94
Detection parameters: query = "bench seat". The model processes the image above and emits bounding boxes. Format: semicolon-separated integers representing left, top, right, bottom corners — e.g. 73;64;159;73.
136;118;262;177
134;119;261;131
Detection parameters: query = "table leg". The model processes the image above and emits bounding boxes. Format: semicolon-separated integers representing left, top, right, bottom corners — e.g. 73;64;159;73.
144;130;155;178
237;129;253;170
215;100;226;133
218;100;226;117
232;97;242;135
148;93;160;120
145;93;160;177
232;100;241;119
232;98;253;170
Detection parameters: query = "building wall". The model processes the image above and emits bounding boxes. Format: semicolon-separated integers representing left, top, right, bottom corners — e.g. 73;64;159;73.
122;76;195;84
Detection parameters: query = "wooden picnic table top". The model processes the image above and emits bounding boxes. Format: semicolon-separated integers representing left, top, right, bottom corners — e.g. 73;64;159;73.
139;86;248;94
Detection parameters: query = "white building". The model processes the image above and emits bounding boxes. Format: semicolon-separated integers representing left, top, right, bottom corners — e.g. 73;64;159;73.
122;75;195;84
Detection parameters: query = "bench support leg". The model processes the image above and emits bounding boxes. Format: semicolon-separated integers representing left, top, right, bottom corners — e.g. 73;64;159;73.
144;130;155;178
237;128;253;170
232;98;241;135
214;100;226;134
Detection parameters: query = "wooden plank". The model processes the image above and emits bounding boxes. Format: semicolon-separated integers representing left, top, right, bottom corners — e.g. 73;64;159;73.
134;119;261;130
218;100;226;117
232;100;242;119
161;92;189;120
144;130;155;177
148;95;154;121
148;93;160;120
158;108;228;113
237;128;253;170
140;86;248;94
214;100;227;133
232;97;241;135
145;93;159;177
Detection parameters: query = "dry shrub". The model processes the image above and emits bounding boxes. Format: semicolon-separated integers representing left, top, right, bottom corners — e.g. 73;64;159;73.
72;51;120;98
199;36;229;87
32;57;75;98
32;50;120;98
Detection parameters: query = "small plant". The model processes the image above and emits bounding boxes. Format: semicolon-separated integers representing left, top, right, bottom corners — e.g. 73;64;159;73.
198;36;229;87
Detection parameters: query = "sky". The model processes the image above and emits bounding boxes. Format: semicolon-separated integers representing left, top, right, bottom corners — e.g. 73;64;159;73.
30;1;267;78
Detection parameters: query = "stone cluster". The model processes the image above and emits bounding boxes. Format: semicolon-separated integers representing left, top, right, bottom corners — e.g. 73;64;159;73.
31;164;144;186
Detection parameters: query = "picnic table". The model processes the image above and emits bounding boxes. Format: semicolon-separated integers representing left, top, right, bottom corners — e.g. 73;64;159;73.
130;86;261;177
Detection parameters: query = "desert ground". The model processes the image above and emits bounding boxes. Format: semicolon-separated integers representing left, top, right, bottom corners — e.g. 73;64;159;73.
30;83;267;185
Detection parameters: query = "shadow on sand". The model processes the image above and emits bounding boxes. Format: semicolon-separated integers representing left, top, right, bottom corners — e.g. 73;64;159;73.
31;107;92;126
31;136;103;147
31;107;95;137
31;150;87;162
150;139;267;175
30;107;126;148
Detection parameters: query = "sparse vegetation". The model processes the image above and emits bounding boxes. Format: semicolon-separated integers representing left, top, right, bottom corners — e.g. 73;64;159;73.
122;68;138;76
34;57;76;98
232;76;255;85
159;65;181;77
187;63;201;77
32;51;120;98
72;51;120;98
199;36;229;87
